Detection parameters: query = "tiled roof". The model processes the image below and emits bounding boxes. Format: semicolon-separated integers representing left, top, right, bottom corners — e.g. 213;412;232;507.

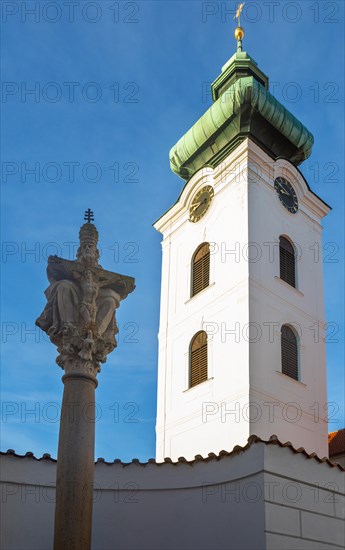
1;450;56;462
1;435;344;471
328;428;345;457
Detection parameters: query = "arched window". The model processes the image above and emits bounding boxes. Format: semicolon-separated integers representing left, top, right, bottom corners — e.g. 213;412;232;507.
281;325;299;381
279;236;296;288
192;243;210;297
190;331;208;388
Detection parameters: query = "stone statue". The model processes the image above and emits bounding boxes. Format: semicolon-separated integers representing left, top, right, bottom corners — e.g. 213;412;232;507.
36;217;135;373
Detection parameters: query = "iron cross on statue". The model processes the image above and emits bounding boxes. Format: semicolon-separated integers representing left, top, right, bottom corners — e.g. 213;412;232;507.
84;208;94;223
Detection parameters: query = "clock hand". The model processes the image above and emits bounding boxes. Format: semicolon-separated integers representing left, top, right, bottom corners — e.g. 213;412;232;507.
191;198;208;212
278;184;289;196
191;201;202;212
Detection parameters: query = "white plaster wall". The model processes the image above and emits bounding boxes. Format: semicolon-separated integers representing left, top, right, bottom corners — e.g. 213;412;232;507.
155;139;330;462
155;143;252;462
0;457;56;550
263;444;345;550
1;443;343;550
246;142;329;457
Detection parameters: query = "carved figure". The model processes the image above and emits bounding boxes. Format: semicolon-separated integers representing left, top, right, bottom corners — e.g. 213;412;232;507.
36;216;135;370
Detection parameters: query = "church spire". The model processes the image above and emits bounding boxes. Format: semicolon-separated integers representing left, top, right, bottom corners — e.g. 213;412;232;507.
169;16;314;180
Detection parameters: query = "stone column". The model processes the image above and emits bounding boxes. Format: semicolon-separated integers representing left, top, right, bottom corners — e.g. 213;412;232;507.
54;361;99;550
36;217;135;550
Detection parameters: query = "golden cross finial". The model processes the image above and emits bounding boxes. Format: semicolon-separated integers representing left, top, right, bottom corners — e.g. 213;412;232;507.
234;3;245;27
234;3;245;50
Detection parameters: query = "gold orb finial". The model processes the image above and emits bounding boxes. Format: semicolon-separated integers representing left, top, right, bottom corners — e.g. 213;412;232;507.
234;26;245;41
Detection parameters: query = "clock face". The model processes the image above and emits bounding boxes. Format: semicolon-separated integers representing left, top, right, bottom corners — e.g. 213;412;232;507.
274;177;298;214
189;185;214;223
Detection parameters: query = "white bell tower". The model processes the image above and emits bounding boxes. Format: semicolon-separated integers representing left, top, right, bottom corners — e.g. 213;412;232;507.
154;28;330;462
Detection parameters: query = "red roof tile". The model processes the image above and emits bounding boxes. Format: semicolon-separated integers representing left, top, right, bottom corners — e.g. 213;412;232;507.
328;428;345;457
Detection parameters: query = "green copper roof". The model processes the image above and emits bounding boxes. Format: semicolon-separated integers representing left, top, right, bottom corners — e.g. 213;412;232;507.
170;51;314;180
212;49;269;100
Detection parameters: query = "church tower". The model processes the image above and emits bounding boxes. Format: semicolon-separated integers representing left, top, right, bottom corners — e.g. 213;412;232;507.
154;19;330;461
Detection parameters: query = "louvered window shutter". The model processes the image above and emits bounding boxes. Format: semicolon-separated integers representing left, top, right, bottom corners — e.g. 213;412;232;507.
281;325;299;380
192;243;210;296
279;236;296;288
190;331;208;388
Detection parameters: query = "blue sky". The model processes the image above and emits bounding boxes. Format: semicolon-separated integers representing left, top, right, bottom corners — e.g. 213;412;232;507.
1;1;344;461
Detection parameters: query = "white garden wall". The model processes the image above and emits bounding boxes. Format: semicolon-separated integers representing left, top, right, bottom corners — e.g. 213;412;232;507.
1;438;343;550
